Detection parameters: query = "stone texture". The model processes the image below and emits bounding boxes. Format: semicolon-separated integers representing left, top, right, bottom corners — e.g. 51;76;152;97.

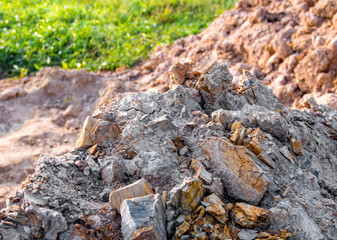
231;203;272;228
201;137;270;204
91;120;120;147
170;178;205;213
121;194;166;240
201;194;228;223
109;179;154;212
75;116;96;150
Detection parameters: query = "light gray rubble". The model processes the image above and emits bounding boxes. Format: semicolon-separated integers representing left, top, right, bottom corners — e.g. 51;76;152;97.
0;61;336;239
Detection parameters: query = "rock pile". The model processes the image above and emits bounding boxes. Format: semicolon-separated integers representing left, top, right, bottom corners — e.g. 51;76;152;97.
0;61;336;239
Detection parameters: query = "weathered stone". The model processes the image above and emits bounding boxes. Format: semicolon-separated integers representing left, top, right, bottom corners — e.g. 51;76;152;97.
176;221;190;238
88;144;98;155
258;152;277;169
91;120;120;147
201;194;228;223
169;62;191;85
75;116;96;150
246;141;264;156
231;120;242;131
121;194;166;240
231;126;246;145
190;159;212;184
109;179;154;212
195;62;232;110
170;178;205;213
201;137;269;204
231;203;272;228
290;138;303;155
279;146;295;164
62;104;78;118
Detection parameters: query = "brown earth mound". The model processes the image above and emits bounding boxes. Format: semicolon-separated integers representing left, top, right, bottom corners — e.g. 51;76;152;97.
1;0;337;213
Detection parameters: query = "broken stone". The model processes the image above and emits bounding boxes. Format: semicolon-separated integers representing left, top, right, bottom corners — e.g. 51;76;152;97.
179;146;189;155
246;141;264;156
169;62;191;85
109;179;154;213
230;125;246;145
201;137;269;204
176;221;190;238
0;86;26;100
279;146;295;164
201;194;228;223
258;152;277;169
190;159;212;184
170;178;205;213
231;203;272;228
290;138;303;155
121;194;166;240
75;116;96;150
91;120;120;147
231;120;242;131
195;62;232;110
88;144;98;155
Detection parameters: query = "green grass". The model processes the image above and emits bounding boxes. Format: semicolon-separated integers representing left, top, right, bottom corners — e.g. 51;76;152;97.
0;0;236;77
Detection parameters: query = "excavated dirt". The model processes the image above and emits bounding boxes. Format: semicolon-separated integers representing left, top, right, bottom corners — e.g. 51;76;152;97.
0;0;337;238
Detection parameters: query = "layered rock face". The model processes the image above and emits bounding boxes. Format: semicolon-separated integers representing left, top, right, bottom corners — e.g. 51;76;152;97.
0;62;336;239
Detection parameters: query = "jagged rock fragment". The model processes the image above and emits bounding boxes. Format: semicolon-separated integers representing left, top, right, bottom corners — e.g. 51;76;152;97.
91;120;120;147
201;137;269;204
176;221;190;238
109;179;154;212
190;159;212;184
290;138;303;155
279;146;295;164
170;178;205;213
258;152;276;169
231;203;272;228
121;194;166;240
201;194;228;223
75;116;96;149
169;62;191;85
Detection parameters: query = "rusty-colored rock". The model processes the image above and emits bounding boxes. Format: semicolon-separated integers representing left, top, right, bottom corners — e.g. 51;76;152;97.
109;179;154;213
202;194;228;223
170;178;205;213
201;137;269;204
290;138;303;155
176;221;190;238
169;62;191;86
231;202;272;228
75;116;97;150
91;120;120;147
88;144;98;155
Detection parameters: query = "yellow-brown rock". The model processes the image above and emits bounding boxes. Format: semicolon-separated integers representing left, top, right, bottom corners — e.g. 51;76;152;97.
231;120;242;131
246;141;264;156
176;221;190;238
91;120;120;147
75;116;96;150
170;178;205;213
231;203;272;228
231;126;246;145
88;144;98;155
290;138;303;155
201;137;269;204
169;62;191;86
109;179;154;213
202;194;228;223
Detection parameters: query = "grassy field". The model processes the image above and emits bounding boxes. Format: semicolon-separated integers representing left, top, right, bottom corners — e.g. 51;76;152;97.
0;0;236;77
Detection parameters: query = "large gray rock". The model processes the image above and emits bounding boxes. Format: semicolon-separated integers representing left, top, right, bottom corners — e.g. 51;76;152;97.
121;194;166;240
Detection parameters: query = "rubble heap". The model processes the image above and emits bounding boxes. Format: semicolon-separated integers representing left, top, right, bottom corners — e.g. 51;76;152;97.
0;62;336;239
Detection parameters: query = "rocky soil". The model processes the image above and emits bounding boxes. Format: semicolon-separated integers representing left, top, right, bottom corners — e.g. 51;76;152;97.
0;62;336;239
0;0;337;239
2;0;337;208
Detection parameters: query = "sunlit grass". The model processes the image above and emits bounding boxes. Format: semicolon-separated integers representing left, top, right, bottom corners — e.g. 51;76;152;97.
0;0;236;77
